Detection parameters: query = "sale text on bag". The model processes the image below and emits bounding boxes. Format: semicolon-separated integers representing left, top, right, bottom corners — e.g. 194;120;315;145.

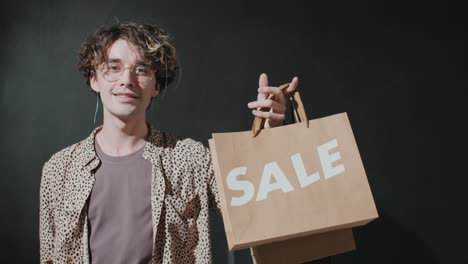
226;139;345;207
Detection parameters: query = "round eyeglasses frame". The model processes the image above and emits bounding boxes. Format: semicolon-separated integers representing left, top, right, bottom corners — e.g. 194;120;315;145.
98;60;156;84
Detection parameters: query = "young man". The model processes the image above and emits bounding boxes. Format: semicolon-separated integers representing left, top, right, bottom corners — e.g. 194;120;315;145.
39;22;298;264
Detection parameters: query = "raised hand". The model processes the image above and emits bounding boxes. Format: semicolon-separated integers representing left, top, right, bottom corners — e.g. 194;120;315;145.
247;73;299;128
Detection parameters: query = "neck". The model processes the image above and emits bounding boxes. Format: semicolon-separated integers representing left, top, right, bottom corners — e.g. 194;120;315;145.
95;110;149;157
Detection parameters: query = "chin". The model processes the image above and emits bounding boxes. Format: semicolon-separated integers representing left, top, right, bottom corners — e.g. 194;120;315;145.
109;107;139;118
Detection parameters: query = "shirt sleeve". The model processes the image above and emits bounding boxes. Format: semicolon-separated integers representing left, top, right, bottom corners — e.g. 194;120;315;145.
187;139;222;215
39;160;56;264
204;146;222;215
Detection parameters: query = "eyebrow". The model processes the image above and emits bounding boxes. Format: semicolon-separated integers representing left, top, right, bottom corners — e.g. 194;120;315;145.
105;58;151;67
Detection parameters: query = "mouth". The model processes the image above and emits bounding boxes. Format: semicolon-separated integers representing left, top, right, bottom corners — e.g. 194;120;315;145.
112;93;139;99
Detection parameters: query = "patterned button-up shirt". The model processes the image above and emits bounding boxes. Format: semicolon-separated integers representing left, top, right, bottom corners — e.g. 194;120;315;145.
39;123;222;264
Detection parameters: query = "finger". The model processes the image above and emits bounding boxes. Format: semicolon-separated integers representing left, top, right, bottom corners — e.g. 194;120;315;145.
257;73;268;101
247;99;286;113
258;86;287;107
258;86;282;96
252;110;285;122
257;92;266;101
284;76;299;95
259;73;269;88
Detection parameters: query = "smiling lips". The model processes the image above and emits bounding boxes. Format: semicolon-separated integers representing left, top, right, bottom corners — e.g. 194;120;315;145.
113;92;139;98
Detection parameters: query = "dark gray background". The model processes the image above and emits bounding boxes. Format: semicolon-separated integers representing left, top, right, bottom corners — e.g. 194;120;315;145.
1;0;466;263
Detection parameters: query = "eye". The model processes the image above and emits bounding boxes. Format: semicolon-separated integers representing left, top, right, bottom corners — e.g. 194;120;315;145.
135;66;151;74
107;63;122;72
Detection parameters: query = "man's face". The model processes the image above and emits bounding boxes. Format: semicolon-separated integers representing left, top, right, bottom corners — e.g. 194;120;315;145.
90;39;159;120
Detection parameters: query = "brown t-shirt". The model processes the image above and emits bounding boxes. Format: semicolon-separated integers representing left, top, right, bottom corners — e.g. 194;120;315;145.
87;139;153;264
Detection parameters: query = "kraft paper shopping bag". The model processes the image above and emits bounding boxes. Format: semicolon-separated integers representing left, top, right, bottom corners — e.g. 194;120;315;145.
208;87;378;259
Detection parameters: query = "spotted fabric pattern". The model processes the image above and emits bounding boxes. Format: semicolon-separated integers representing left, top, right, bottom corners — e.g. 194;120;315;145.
39;123;222;264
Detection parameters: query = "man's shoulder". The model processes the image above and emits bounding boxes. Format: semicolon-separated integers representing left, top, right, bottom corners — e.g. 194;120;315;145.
40;139;88;189
160;132;207;153
43;140;85;169
154;131;209;165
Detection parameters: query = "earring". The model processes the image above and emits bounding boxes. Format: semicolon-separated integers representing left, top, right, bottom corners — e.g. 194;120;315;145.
94;92;99;124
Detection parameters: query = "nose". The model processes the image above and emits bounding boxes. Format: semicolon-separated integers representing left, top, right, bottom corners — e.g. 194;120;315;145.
119;67;137;87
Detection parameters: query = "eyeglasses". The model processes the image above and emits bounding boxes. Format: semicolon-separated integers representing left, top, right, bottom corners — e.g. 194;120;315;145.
99;59;156;84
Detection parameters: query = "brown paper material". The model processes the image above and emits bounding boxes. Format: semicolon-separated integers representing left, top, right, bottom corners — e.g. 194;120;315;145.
209;112;378;251
251;229;356;264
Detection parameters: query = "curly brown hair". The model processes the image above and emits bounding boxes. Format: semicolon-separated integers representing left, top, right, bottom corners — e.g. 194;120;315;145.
78;21;178;93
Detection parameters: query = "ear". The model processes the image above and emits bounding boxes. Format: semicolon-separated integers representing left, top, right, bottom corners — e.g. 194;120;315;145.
152;83;160;97
90;71;100;93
